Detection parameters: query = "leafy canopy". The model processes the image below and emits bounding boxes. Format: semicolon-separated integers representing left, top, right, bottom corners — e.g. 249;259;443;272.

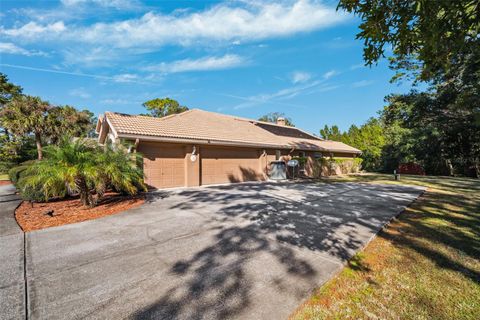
320;119;385;171
1;95;51;137
46;106;96;143
142;97;188;117
0;72;22;106
338;0;480;82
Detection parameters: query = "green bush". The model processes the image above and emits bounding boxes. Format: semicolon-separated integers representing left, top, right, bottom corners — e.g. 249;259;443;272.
8;160;35;185
313;157;363;176
17;138;146;207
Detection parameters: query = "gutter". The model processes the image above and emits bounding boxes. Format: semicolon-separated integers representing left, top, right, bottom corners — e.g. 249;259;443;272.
117;133;287;149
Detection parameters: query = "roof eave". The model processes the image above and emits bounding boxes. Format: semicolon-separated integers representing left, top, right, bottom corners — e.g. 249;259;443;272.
117;133;286;149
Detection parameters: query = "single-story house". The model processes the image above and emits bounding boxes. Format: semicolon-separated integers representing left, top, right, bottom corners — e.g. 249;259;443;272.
96;109;361;189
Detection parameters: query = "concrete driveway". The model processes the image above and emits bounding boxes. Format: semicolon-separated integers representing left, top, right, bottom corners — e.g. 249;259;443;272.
22;181;424;320
0;184;24;320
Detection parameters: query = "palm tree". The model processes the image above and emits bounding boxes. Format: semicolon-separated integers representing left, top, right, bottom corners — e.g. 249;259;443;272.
0;95;51;160
18;138;146;207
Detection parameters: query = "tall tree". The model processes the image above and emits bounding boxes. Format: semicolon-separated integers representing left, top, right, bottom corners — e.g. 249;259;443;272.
338;0;480;82
0;73;23;143
142;97;188;117
0;73;22;107
258;112;294;126
321;120;385;171
46;106;96;143
0;95;51;160
320;125;343;140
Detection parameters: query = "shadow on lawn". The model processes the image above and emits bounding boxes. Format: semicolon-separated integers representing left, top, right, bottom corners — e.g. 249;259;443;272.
345;174;480;194
134;181;422;319
378;190;480;283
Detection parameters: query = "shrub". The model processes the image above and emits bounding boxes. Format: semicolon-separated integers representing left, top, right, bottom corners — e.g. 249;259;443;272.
8;160;35;185
18;138;146;207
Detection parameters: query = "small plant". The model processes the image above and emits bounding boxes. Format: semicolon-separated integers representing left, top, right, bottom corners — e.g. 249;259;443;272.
16;138;146;207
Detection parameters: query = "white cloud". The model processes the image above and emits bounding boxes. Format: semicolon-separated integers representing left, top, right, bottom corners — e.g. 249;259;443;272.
323;69;338;79
62;46;132;67
1;1;346;49
0;63;150;85
352;80;374;88
113;73;139;82
69;87;91;99
1;21;66;39
0;42;46;56
230;79;324;109
350;63;365;70
145;54;246;73
291;71;312;84
61;0;139;8
100;98;133;105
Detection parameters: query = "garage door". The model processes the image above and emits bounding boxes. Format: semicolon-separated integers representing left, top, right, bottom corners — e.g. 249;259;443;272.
201;147;263;185
138;143;185;189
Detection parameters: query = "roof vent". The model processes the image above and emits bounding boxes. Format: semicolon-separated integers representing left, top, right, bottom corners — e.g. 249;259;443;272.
276;117;286;126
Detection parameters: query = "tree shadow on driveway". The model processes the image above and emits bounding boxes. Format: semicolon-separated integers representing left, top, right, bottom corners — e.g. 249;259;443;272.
135;181;422;319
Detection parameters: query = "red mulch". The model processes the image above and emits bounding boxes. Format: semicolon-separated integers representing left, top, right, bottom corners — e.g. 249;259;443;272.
15;192;145;232
0;180;12;186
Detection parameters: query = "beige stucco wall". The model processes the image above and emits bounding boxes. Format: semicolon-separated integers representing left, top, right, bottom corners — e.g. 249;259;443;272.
135;140;360;188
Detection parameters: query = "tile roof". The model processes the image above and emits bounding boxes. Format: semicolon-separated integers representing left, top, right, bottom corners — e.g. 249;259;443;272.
101;109;361;154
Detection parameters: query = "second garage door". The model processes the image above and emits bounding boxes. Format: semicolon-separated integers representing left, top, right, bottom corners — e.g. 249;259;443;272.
201;147;263;185
138;143;185;189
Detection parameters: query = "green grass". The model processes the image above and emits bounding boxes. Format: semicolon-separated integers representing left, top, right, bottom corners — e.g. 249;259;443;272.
0;174;9;181
291;173;480;320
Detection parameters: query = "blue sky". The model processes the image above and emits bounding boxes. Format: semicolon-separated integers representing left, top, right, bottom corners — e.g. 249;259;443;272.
0;0;412;133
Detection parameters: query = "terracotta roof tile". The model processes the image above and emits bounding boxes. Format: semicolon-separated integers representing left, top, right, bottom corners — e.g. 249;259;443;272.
103;109;361;154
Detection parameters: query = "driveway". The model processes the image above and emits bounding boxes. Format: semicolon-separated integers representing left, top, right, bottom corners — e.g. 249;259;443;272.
0;184;24;320
22;181;424;320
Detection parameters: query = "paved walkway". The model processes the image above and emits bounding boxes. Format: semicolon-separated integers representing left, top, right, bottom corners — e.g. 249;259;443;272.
0;184;24;320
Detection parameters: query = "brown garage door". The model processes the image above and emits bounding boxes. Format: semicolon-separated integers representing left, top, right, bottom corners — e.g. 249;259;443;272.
138;143;185;189
201;147;263;185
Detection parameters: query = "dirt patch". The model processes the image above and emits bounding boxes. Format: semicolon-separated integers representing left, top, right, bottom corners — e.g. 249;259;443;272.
0;180;12;186
15;193;145;232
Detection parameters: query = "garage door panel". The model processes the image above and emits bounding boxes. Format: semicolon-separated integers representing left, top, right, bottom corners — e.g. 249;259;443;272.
138;144;185;189
201;148;263;185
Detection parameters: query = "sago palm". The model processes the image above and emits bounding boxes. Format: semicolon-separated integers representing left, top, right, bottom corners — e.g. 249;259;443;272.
19;138;146;207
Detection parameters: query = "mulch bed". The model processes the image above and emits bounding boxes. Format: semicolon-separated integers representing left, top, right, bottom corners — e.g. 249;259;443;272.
0;180;12;186
15;192;145;232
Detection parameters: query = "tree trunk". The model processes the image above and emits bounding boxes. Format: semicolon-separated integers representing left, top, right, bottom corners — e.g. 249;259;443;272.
76;176;94;207
446;159;454;176
35;131;43;160
474;161;480;179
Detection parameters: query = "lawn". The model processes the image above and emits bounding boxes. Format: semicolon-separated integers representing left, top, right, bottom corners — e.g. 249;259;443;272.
0;173;8;180
291;173;480;320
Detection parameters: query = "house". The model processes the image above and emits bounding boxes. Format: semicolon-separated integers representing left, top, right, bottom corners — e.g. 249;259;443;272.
96;109;361;189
